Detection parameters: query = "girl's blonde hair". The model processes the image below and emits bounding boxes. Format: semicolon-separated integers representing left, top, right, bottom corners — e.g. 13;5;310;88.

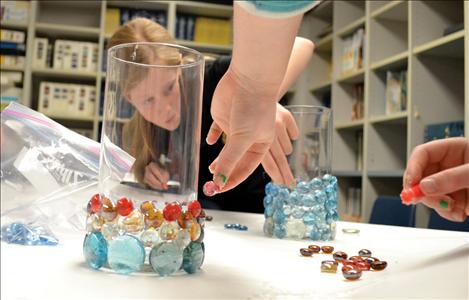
109;18;179;185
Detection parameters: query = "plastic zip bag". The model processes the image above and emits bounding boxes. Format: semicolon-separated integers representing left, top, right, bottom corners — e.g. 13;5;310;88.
1;102;101;243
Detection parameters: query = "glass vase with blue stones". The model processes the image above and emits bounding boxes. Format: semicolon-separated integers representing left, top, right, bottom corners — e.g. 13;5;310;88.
263;106;338;241
83;42;206;276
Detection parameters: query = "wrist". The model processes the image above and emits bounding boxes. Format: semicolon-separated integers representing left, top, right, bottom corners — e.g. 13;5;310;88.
227;65;280;103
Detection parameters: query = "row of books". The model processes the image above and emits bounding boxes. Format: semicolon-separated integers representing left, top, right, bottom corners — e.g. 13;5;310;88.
1;1;29;22
193;17;231;46
385;70;407;115
0;30;25;68
1;29;26;43
0;54;25;68
1;71;23;105
345;187;362;217
341;28;365;75
38;82;96;118
33;38;99;72
105;8;167;37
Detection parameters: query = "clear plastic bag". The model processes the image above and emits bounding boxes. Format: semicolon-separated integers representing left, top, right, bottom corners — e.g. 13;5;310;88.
1;102;101;241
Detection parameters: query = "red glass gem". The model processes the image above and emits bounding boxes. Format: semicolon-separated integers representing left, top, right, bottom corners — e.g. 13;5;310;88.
163;202;182;222
87;194;102;214
116;197;134;216
188;200;202;218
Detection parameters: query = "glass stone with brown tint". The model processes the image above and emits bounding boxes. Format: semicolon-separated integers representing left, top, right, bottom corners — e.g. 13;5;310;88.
321;246;334;254
300;248;314;257
332;251;348;261
371;260;387;271
358;249;372;257
308;245;321;253
321;260;338;273
342;267;362;281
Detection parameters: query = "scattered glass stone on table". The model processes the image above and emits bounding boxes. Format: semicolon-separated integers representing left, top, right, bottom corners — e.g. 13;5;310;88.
300;248;314;257
342;266;362;281
332;251;348;262
83;231;108;269
308;245;321;253
108;235;145;274
370;260;388;271
1;223;59;246
358;249;372;257
321;260;338;273
321;246;334;254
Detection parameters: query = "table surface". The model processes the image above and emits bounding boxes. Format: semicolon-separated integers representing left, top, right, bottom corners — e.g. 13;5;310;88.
2;209;469;300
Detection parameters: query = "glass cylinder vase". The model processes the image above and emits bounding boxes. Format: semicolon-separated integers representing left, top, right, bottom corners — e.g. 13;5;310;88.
83;42;205;276
263;105;338;241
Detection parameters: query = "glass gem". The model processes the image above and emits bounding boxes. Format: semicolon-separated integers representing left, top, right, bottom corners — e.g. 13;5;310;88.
87;194;102;214
342;260;356;267
140;201;158;219
273;225;286;239
140;228;160;247
321;246;334;254
285;219;306;239
118;209;145;233
321;260;338;273
355;261;371;271
101;197;117;222
292;207;305;219
308;245;321;253
83;232;108;269
177;211;194;229
108;235;145;274
116;197;134;217
288;191;300;205
362;257;379;265
86;214;105;232
333;251;348;261
314;190;326;203
182;242;204;274
322;174;333;184
302;194;315;207
309;229;322;241
1;223;59;246
264;205;274;218
342;267;362;281
349;256;364;262
370;260;387;271
265;182;279;196
297;181;310;194
283;205;292;216
188;200;202;218
194;227;204;243
263;195;273;207
163;202;182;222
300;248;314;257
101;222;120;240
272;209;286;225
263;218;274;237
175;229;191;250
145;210;164;229
203;181;219;197
358;249;372;257
149;242;183;276
189;221;201;241
309;177;323;190
277;188;290;201
159;222;178;240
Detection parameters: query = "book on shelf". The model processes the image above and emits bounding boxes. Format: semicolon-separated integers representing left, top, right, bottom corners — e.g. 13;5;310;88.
38;82;96;118
424;121;464;142
0;54;25;68
345;187;362;217
385;70;407;115
105;8;120;37
194;17;231;45
118;8;167;28
0;29;25;43
176;14;196;41
33;38;48;68
356;131;363;171
0;1;29;22
1;70;22;104
341;28;364;75
0;41;26;55
351;83;364;120
52;39;98;72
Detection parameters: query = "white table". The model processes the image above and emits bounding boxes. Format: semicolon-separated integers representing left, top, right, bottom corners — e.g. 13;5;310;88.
2;209;468;299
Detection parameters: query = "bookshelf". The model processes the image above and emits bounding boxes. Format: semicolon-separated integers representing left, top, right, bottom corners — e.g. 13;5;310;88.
1;0;232;140
303;0;468;227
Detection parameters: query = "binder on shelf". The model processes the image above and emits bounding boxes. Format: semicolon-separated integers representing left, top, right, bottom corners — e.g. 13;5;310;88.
33;38;48;68
0;54;25;68
0;1;29;22
385;70;407;115
105;8;121;37
0;29;25;43
341;28;364;75
52;40;99;72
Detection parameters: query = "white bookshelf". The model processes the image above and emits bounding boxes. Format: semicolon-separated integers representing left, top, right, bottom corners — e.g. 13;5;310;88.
303;0;468;227
1;0;232;140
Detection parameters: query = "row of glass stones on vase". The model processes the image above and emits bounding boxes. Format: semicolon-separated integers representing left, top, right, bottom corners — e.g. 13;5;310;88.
263;174;339;240
83;194;205;276
300;245;388;280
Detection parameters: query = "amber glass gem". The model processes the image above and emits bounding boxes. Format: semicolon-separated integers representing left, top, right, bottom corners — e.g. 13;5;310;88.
371;261;387;271
321;246;334;254
332;251;348;261
300;248;314;257
308;245;321;253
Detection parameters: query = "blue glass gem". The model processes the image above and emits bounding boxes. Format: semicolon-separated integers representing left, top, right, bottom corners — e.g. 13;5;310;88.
277;188;290;201
83;231;108;269
150;242;183;276
224;223;235;229
309;177;323;190
292;207;305;219
263;218;274;236
302;194;315;207
182;242;205;274
297;181;310;194
265;182;279;196
273;225;286;239
303;211;318;225
325;199;336;210
263;195;273;207
283;205;292;216
264;205;274;218
272;209;286;225
272;196;285;210
326;211;339;223
310;229;322;241
1;223;59;246
322;174;333;184
314;190;327;203
287;191;300;205
108;235;145;274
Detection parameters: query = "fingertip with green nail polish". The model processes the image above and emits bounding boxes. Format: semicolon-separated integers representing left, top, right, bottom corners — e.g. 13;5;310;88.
439;199;449;209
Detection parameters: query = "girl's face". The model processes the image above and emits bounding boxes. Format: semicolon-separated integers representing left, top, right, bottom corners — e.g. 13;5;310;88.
127;67;181;131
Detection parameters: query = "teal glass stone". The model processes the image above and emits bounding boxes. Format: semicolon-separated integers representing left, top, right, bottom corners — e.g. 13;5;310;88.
287;190;300;205
265;182;279;196
108;235;145;274
292;207;305;219
302;194;315;207
149;242;183;276
273;225;286;239
263;218;274;236
264;205;274;218
263;195;273;207
182;242;204;274
83;232;108;269
302;211;316;225
297;181;310;194
277;188;290;201
309;177;323;190
272;209;286;225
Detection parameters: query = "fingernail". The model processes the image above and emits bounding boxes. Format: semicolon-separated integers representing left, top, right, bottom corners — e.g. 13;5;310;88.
203;181;219;197
450;211;465;222
208;165;215;174
404;174;413;188
420;178;437;194
214;173;228;188
439;200;449;210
